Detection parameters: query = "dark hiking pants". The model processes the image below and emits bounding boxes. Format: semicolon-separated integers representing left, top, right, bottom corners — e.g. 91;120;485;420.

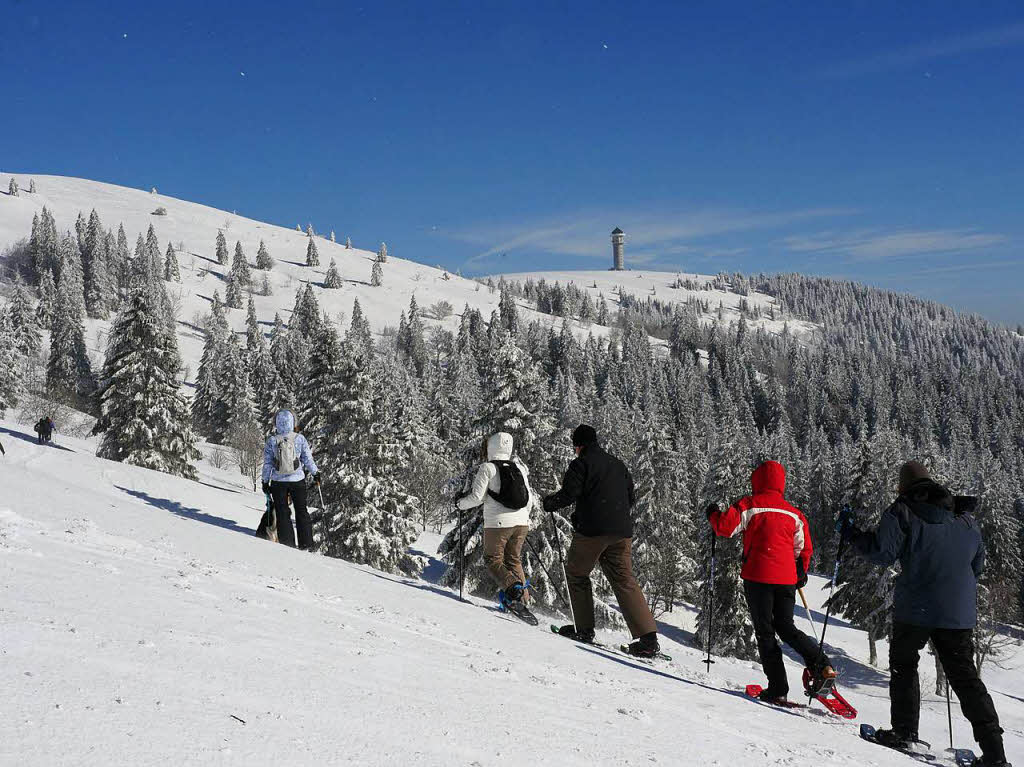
743;580;828;695
271;480;312;550
890;622;1002;753
482;525;529;592
565;534;657;638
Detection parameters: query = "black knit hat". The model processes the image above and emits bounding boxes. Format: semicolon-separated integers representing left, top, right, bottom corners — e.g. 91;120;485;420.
898;460;930;494
572;424;599;447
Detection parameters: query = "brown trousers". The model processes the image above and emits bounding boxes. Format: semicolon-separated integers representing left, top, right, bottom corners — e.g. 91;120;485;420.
482;525;529;592
565;534;657;638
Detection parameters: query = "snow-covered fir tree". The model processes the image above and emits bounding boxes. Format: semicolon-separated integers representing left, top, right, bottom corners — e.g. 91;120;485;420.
345;236;352;249
255;239;273;270
164;242;180;282
377;242;387;262
28;178;36;193
225;272;245;309
323;259;342;288
8;177;18;196
215;230;229;265
7;281;42;360
231;241;251;286
306;237;320;267
0;312;24;415
93;288;200;479
46;265;95;408
370;258;383;287
36;269;55;329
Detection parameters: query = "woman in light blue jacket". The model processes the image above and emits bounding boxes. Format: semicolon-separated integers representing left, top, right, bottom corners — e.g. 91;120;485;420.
262;410;319;549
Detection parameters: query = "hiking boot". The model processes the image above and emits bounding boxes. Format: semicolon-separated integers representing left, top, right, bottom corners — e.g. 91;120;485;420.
503;582;525;603
804;664;838;695
976;734;1008;766
873;729;917;751
757;687;789;704
624;632;660;658
557;624;595;643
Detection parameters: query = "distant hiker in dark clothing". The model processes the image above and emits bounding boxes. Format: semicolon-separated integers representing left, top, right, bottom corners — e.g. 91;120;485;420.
457;432;536;622
261;410;319;550
543;424;660;657
840;460;1006;766
708;460;835;703
34;416;54;444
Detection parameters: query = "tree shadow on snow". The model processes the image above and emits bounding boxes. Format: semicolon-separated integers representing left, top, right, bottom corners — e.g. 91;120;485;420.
408;545;447;584
572;645;817;716
358;568;469;606
0;425;75;452
117;486;251;534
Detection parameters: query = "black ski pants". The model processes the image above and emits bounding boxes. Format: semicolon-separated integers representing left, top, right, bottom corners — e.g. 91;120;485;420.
889;622;1002;751
270;480;312;550
743;580;828;695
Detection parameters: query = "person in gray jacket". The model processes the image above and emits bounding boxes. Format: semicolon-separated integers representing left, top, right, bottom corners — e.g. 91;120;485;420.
261;410;319;550
840;461;1006;766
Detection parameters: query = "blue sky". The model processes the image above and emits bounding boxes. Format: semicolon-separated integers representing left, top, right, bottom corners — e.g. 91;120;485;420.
3;0;1023;324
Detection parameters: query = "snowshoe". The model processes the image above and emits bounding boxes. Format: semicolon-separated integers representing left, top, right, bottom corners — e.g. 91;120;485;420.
802;666;857;719
498;588;539;625
860;724;934;763
745;684;805;709
622;633;660;659
551;624;596;644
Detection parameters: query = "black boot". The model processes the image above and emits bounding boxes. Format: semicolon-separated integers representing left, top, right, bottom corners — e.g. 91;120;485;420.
557;624;595;643
975;733;1009;766
758;687;789;704
873;729;918;751
624;631;660;658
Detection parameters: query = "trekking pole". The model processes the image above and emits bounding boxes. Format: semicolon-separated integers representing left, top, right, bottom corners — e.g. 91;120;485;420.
546;507;577;633
808;507;850;700
703;534;717;672
458;504;465;602
523;536;573;613
797;588;819;644
945;680;954;751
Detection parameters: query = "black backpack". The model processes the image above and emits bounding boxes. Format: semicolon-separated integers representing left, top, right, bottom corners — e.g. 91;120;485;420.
487;460;530;510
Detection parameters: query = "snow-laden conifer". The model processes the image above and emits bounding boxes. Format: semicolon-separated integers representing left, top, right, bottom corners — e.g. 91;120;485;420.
255;239;274;270
94;288;199;479
323;259;342;288
215;230;229;265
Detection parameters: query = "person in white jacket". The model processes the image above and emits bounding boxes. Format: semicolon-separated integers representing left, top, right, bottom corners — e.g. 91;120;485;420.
458;432;535;617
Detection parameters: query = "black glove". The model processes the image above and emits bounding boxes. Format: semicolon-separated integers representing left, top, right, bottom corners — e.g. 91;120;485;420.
262;482;271;495
311;473;321;486
705;503;720;520
795;558;808;590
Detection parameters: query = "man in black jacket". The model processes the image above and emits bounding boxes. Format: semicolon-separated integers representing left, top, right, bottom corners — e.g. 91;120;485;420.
842;461;1006;766
543;424;659;657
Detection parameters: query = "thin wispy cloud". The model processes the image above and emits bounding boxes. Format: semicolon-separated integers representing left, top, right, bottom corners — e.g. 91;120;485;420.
444;206;853;271
783;229;1007;261
821;22;1024;79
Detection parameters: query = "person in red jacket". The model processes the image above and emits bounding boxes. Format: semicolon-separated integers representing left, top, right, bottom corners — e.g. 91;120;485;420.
707;460;835;703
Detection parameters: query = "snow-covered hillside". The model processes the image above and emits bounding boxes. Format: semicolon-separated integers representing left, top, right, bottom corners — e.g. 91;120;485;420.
0;173;811;384
1;421;1021;766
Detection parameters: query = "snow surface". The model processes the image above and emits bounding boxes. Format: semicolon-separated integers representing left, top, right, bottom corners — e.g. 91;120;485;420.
0;173;813;388
1;421;1021;766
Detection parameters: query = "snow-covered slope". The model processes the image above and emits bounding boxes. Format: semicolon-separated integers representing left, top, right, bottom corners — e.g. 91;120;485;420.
0;173;813;384
2;420;1021;766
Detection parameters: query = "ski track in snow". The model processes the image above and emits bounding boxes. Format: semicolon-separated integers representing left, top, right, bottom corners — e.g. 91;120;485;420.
0;421;1021;766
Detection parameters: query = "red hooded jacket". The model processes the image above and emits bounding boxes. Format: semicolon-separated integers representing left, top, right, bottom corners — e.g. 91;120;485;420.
709;461;813;585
